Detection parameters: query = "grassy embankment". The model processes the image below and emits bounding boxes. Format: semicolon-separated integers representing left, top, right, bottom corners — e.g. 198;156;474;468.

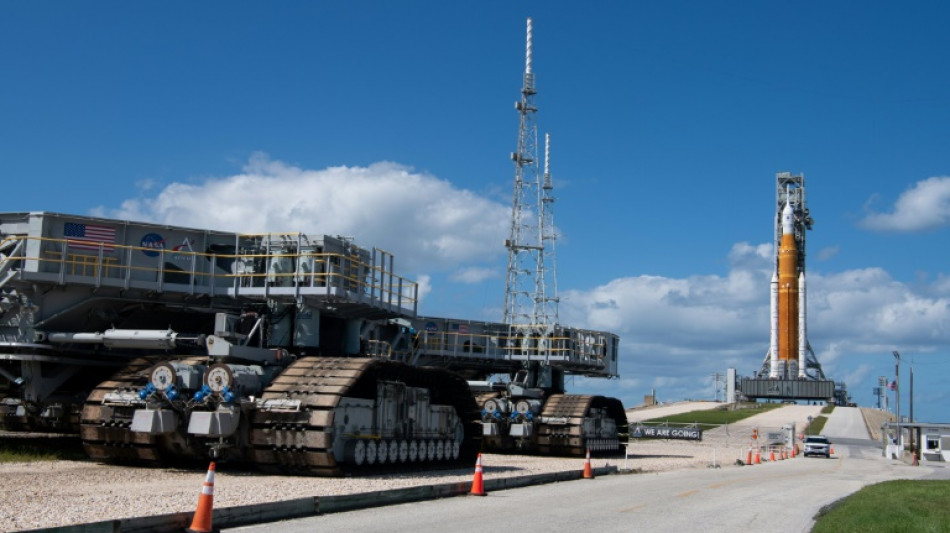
805;404;836;435
813;479;950;532
640;402;784;427
0;436;86;462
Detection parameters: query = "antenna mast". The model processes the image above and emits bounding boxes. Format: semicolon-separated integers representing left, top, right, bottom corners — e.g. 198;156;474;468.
504;17;559;347
540;132;559;326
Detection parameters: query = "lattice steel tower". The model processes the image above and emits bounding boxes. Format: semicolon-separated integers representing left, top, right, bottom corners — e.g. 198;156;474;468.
504;17;559;343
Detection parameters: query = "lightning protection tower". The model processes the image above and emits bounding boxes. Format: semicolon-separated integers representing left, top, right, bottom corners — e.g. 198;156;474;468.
503;17;559;353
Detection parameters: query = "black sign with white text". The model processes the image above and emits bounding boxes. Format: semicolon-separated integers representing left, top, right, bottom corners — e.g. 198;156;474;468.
631;425;703;441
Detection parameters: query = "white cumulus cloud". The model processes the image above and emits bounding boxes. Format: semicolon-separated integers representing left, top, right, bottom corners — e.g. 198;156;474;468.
860;176;950;232
450;266;499;284
98;153;509;273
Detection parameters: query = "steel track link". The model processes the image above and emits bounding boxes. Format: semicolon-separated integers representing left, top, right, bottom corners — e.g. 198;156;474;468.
248;356;480;476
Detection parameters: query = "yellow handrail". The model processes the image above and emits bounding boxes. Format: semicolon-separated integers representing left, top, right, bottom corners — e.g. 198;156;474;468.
0;235;417;305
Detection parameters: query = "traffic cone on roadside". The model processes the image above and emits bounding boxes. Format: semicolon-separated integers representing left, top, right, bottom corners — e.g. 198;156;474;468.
769;448;776;462
829;445;835;456
754;448;761;465
791;445;797;458
469;453;486;496
746;447;753;465
583;448;594;479
186;462;216;533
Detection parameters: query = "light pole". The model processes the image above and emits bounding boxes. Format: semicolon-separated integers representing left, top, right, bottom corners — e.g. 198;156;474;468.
893;350;901;444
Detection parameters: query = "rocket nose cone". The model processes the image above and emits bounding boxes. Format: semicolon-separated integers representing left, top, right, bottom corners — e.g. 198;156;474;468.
782;201;794;235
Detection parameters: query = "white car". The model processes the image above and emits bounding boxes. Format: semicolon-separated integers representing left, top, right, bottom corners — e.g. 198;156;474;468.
803;435;832;457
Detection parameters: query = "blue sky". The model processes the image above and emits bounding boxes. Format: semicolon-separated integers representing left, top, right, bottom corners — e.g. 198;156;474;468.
2;2;948;423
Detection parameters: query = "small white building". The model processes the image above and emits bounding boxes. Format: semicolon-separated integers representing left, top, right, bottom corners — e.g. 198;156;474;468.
921;428;950;462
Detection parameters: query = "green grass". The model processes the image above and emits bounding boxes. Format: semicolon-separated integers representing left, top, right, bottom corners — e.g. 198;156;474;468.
0;437;86;462
640;402;784;427
806;415;828;435
813;480;950;533
820;404;835;414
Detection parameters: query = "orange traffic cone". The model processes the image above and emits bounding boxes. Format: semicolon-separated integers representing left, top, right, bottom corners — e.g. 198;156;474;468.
469;453;486;496
829;445;835;456
791;445;797;458
186;462;216;533
583;448;594;479
746;447;753;465
769;448;776;462
754;449;761;465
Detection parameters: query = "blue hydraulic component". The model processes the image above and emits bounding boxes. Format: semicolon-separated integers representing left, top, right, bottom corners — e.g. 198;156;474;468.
193;385;212;402
221;386;236;403
138;383;156;400
165;385;179;401
493;410;502;420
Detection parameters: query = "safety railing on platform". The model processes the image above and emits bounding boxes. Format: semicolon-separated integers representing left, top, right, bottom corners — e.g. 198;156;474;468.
0;235;417;313
408;329;609;367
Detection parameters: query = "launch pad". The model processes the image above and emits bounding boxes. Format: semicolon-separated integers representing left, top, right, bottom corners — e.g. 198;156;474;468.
740;378;835;402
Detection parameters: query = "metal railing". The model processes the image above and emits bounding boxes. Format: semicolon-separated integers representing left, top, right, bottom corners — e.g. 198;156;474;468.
402;329;609;367
0;235;418;312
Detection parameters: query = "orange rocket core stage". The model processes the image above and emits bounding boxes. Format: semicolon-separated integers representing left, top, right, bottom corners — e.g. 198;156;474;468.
777;231;799;362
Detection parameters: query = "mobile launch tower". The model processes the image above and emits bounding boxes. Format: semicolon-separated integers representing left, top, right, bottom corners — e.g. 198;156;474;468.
740;172;839;402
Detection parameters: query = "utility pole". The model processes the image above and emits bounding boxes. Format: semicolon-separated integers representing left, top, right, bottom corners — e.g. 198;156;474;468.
910;361;914;423
893;350;901;444
910;360;916;458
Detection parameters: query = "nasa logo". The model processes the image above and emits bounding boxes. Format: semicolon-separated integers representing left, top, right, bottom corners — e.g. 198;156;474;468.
140;233;166;257
171;238;195;260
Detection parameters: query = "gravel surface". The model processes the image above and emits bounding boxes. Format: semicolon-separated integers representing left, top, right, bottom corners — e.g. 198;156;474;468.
0;404;856;532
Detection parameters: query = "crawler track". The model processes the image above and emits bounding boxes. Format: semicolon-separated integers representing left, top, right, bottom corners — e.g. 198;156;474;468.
537;394;628;456
248;356;480;476
79;356;202;464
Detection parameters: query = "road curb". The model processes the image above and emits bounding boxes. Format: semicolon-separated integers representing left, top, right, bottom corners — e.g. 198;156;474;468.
24;465;619;533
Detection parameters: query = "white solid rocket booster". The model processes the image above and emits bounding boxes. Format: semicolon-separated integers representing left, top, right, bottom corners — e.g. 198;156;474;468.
769;271;779;378
798;272;807;378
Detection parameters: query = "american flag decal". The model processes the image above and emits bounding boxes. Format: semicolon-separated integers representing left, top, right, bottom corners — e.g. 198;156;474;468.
64;222;116;252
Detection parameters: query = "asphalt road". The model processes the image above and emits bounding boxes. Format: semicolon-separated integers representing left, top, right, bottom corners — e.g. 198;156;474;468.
822;406;871;440
224;438;948;533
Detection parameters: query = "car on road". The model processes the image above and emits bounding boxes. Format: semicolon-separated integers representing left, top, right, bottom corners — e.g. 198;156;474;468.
803;435;832;458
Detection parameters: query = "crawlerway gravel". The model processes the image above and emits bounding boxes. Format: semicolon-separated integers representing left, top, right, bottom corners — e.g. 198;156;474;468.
1;404;843;532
